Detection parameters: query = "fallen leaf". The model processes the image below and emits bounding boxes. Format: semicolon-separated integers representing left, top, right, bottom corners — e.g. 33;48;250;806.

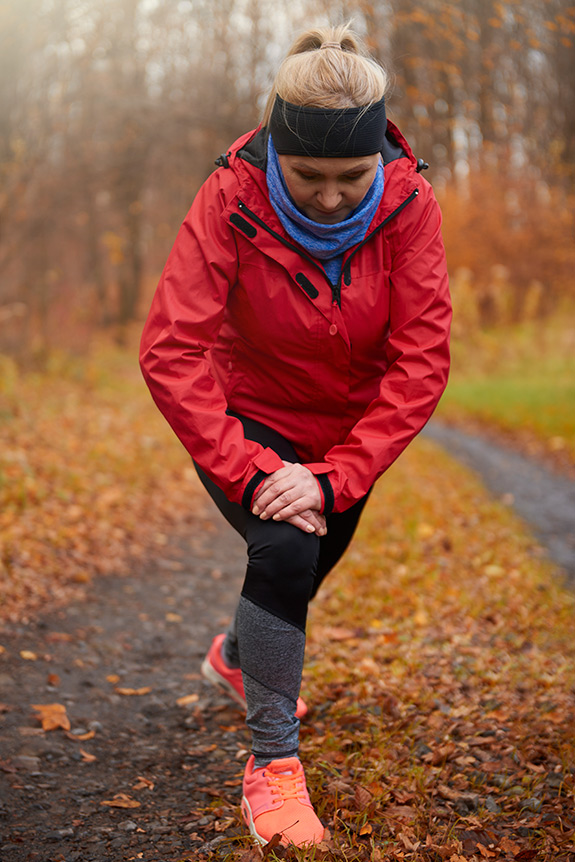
45;632;74;643
20;650;38;661
262;832;283;852
47;673;61;686
399;831;419;851
176;693;199;707
413;607;429;626
107;674;120;684
354;784;373;812
32;703;71;732
67;729;95;741
214;816;236;832
133;776;154;791
392;789;416;804
80;748;96;763
423;743;457;765
499;837;522;855
101;793;141;809
359;822;373;836
72;571;91;583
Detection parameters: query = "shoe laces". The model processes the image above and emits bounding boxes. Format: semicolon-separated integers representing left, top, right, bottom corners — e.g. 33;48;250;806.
264;769;306;802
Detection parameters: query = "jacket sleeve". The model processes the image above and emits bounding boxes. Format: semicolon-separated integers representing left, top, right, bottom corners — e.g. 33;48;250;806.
305;181;452;514
139;175;284;507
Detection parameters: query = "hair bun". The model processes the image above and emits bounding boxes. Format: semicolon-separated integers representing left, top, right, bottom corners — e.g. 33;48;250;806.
261;23;388;125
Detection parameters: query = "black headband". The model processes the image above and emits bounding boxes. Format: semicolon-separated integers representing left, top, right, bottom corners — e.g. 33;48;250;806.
269;95;387;158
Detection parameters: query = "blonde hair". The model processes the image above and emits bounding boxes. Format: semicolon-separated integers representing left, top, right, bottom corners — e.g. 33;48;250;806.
262;23;388;125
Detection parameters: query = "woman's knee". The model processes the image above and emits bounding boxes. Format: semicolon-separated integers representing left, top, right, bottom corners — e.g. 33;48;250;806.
251;520;318;575
243;520;320;628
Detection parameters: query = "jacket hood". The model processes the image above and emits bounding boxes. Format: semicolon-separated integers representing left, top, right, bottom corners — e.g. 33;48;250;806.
217;120;422;223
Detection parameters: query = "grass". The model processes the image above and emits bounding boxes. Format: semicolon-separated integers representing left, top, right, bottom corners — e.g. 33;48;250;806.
436;312;575;465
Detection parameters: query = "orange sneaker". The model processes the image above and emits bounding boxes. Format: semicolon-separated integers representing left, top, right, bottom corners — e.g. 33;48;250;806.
241;755;324;847
201;634;308;719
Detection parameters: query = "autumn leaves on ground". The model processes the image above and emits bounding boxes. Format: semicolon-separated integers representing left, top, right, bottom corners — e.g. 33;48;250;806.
1;327;574;862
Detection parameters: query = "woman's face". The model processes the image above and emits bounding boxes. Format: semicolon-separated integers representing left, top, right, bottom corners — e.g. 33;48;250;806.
277;153;381;224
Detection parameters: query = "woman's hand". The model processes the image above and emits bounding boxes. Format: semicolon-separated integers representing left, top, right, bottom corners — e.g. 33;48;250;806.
286;508;327;536
252;462;326;535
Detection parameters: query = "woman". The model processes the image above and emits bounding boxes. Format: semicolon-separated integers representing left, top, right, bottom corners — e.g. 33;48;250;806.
140;23;451;848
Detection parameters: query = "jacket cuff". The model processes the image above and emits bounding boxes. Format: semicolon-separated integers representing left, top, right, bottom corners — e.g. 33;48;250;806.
241;448;284;511
242;470;267;510
315;473;334;517
253;447;285;472
315;477;325;512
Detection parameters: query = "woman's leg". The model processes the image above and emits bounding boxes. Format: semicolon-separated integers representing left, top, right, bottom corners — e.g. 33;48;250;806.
197;413;371;765
196;415;371;846
195;415;320;765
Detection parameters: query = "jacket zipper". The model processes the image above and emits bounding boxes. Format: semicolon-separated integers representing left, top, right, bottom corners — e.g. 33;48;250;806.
341;188;419;292
237;186;419;309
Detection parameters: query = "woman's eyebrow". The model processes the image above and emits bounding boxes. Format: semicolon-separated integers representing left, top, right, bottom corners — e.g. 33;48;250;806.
342;162;374;173
291;163;321;172
291;161;372;174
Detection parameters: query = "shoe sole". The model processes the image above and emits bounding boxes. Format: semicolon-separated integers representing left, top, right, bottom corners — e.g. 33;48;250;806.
200;656;247;710
241;795;271;846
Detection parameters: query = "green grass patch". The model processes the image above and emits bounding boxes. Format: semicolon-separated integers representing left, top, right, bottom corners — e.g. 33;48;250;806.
438;312;575;460
440;376;575;440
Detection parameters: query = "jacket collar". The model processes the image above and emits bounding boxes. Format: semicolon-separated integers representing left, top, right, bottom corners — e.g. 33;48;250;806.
223;120;419;234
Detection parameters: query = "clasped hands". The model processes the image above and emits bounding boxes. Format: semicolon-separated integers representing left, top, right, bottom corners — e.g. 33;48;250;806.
252;461;327;536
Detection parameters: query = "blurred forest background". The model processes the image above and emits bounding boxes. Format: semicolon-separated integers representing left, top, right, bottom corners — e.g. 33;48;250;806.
0;0;574;360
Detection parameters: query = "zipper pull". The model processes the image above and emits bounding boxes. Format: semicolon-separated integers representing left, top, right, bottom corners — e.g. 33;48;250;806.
332;277;342;308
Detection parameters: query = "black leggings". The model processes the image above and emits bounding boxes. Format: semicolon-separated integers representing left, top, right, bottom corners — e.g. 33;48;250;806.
195;413;371;631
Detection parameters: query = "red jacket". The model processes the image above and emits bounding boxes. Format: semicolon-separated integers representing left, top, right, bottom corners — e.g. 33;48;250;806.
140;122;451;514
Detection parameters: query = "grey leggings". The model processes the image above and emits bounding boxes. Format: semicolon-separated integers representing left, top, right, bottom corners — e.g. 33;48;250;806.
195;414;370;765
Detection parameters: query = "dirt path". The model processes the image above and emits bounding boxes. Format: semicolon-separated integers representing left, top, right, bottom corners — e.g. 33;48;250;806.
0;508;249;861
424;421;575;586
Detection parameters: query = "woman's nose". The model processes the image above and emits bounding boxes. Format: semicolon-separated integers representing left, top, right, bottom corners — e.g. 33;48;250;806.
316;184;342;210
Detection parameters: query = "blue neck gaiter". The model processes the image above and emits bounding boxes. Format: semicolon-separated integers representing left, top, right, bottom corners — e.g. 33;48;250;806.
266;135;384;284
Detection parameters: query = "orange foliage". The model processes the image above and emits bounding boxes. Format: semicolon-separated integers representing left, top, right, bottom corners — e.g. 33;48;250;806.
439;172;575;331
